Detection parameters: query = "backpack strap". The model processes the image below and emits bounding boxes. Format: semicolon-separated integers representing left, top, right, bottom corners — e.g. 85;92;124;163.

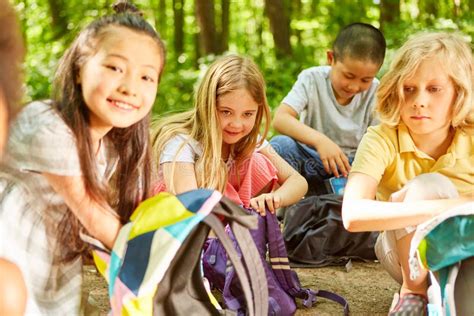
204;200;268;316
266;210;350;316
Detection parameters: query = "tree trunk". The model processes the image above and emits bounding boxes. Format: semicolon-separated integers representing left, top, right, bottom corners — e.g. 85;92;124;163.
46;0;68;39
219;0;230;53
155;0;167;40
173;0;185;56
425;0;439;18
420;0;439;24
263;0;292;58
292;0;303;48
194;32;201;68
311;0;319;16
195;0;218;55
379;0;400;32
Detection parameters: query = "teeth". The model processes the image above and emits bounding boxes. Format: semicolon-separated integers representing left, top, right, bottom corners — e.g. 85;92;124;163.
113;100;135;110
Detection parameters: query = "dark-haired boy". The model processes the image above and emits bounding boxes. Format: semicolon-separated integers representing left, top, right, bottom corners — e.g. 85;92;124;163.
270;22;386;196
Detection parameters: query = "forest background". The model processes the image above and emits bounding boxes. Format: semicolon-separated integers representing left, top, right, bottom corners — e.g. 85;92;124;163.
12;0;474;134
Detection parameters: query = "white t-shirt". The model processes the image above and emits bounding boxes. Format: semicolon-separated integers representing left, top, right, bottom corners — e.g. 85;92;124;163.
160;133;269;164
282;66;379;157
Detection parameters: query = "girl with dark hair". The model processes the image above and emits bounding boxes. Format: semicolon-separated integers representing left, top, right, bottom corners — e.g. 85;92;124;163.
0;1;165;314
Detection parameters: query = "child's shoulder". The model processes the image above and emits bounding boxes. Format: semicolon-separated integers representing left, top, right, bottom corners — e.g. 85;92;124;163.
10;100;75;147
299;65;330;78
165;133;200;149
365;124;399;146
161;133;202;162
453;128;474;155
6;100;81;175
13;101;69;133
294;66;331;89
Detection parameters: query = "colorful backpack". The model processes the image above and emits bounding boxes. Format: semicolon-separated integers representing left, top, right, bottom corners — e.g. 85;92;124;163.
409;201;474;316
87;189;269;315
203;207;349;316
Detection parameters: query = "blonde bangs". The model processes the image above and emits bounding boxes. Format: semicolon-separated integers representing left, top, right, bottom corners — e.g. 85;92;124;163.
376;32;473;131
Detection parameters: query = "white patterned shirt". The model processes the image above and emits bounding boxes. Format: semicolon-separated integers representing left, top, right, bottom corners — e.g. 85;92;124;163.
0;101;117;315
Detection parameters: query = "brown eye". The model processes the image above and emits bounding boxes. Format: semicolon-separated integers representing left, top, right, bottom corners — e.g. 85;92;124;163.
142;75;155;83
428;86;442;93
106;65;122;73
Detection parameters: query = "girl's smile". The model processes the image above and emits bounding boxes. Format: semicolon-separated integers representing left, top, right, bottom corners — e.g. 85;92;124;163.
217;88;259;147
78;26;162;138
107;98;139;111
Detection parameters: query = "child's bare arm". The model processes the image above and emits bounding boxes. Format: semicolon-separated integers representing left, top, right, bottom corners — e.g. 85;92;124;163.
273;103;350;177
251;144;308;215
43;173;121;249
161;162;198;194
342;172;471;232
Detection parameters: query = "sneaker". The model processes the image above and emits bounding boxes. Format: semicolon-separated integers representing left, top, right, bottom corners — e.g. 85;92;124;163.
389;293;428;316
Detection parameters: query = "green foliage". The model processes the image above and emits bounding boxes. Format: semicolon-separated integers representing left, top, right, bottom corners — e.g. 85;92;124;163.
14;0;473;120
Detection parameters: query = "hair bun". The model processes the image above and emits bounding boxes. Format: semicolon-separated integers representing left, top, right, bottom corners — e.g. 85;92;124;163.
112;0;143;16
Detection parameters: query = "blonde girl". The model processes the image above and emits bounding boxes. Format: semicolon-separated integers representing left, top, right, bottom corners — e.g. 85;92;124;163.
0;1;165;314
342;32;473;315
152;55;307;215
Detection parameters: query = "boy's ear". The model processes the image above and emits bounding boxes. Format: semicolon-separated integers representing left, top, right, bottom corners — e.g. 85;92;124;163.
326;50;335;65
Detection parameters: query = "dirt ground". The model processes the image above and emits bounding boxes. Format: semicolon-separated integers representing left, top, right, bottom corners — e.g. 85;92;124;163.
83;260;399;315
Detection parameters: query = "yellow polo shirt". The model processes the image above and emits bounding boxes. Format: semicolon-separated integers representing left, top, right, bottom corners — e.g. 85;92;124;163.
351;123;474;201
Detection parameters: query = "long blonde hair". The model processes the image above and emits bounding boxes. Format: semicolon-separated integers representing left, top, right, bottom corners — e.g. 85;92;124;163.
376;32;473;131
152;55;271;192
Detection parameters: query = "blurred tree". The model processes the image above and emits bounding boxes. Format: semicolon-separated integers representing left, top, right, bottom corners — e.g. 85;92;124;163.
291;0;303;48
380;0;400;32
219;0;229;52
47;0;68;39
195;0;217;54
264;0;292;58
11;0;474;114
195;0;229;55
173;0;184;55
417;0;437;26
154;0;167;40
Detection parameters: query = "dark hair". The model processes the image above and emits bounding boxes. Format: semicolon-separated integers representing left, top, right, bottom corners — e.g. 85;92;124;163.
333;22;386;66
52;0;166;262
0;0;25;121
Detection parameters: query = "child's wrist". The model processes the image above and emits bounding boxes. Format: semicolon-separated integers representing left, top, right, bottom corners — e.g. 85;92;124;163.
273;191;285;208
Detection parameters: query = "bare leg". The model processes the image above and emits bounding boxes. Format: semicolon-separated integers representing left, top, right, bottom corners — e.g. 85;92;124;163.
391;173;458;295
396;232;428;295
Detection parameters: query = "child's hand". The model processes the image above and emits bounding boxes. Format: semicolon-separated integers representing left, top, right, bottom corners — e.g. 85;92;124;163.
314;135;351;177
250;193;281;216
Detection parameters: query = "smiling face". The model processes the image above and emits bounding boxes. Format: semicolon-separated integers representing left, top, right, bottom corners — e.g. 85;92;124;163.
78;26;163;137
327;51;380;105
400;56;456;143
217;88;259;152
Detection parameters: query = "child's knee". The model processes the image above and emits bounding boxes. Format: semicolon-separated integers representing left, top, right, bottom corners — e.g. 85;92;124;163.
391;173;459;202
0;259;27;315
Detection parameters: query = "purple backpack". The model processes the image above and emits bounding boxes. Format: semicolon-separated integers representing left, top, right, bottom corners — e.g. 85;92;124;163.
203;208;349;316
